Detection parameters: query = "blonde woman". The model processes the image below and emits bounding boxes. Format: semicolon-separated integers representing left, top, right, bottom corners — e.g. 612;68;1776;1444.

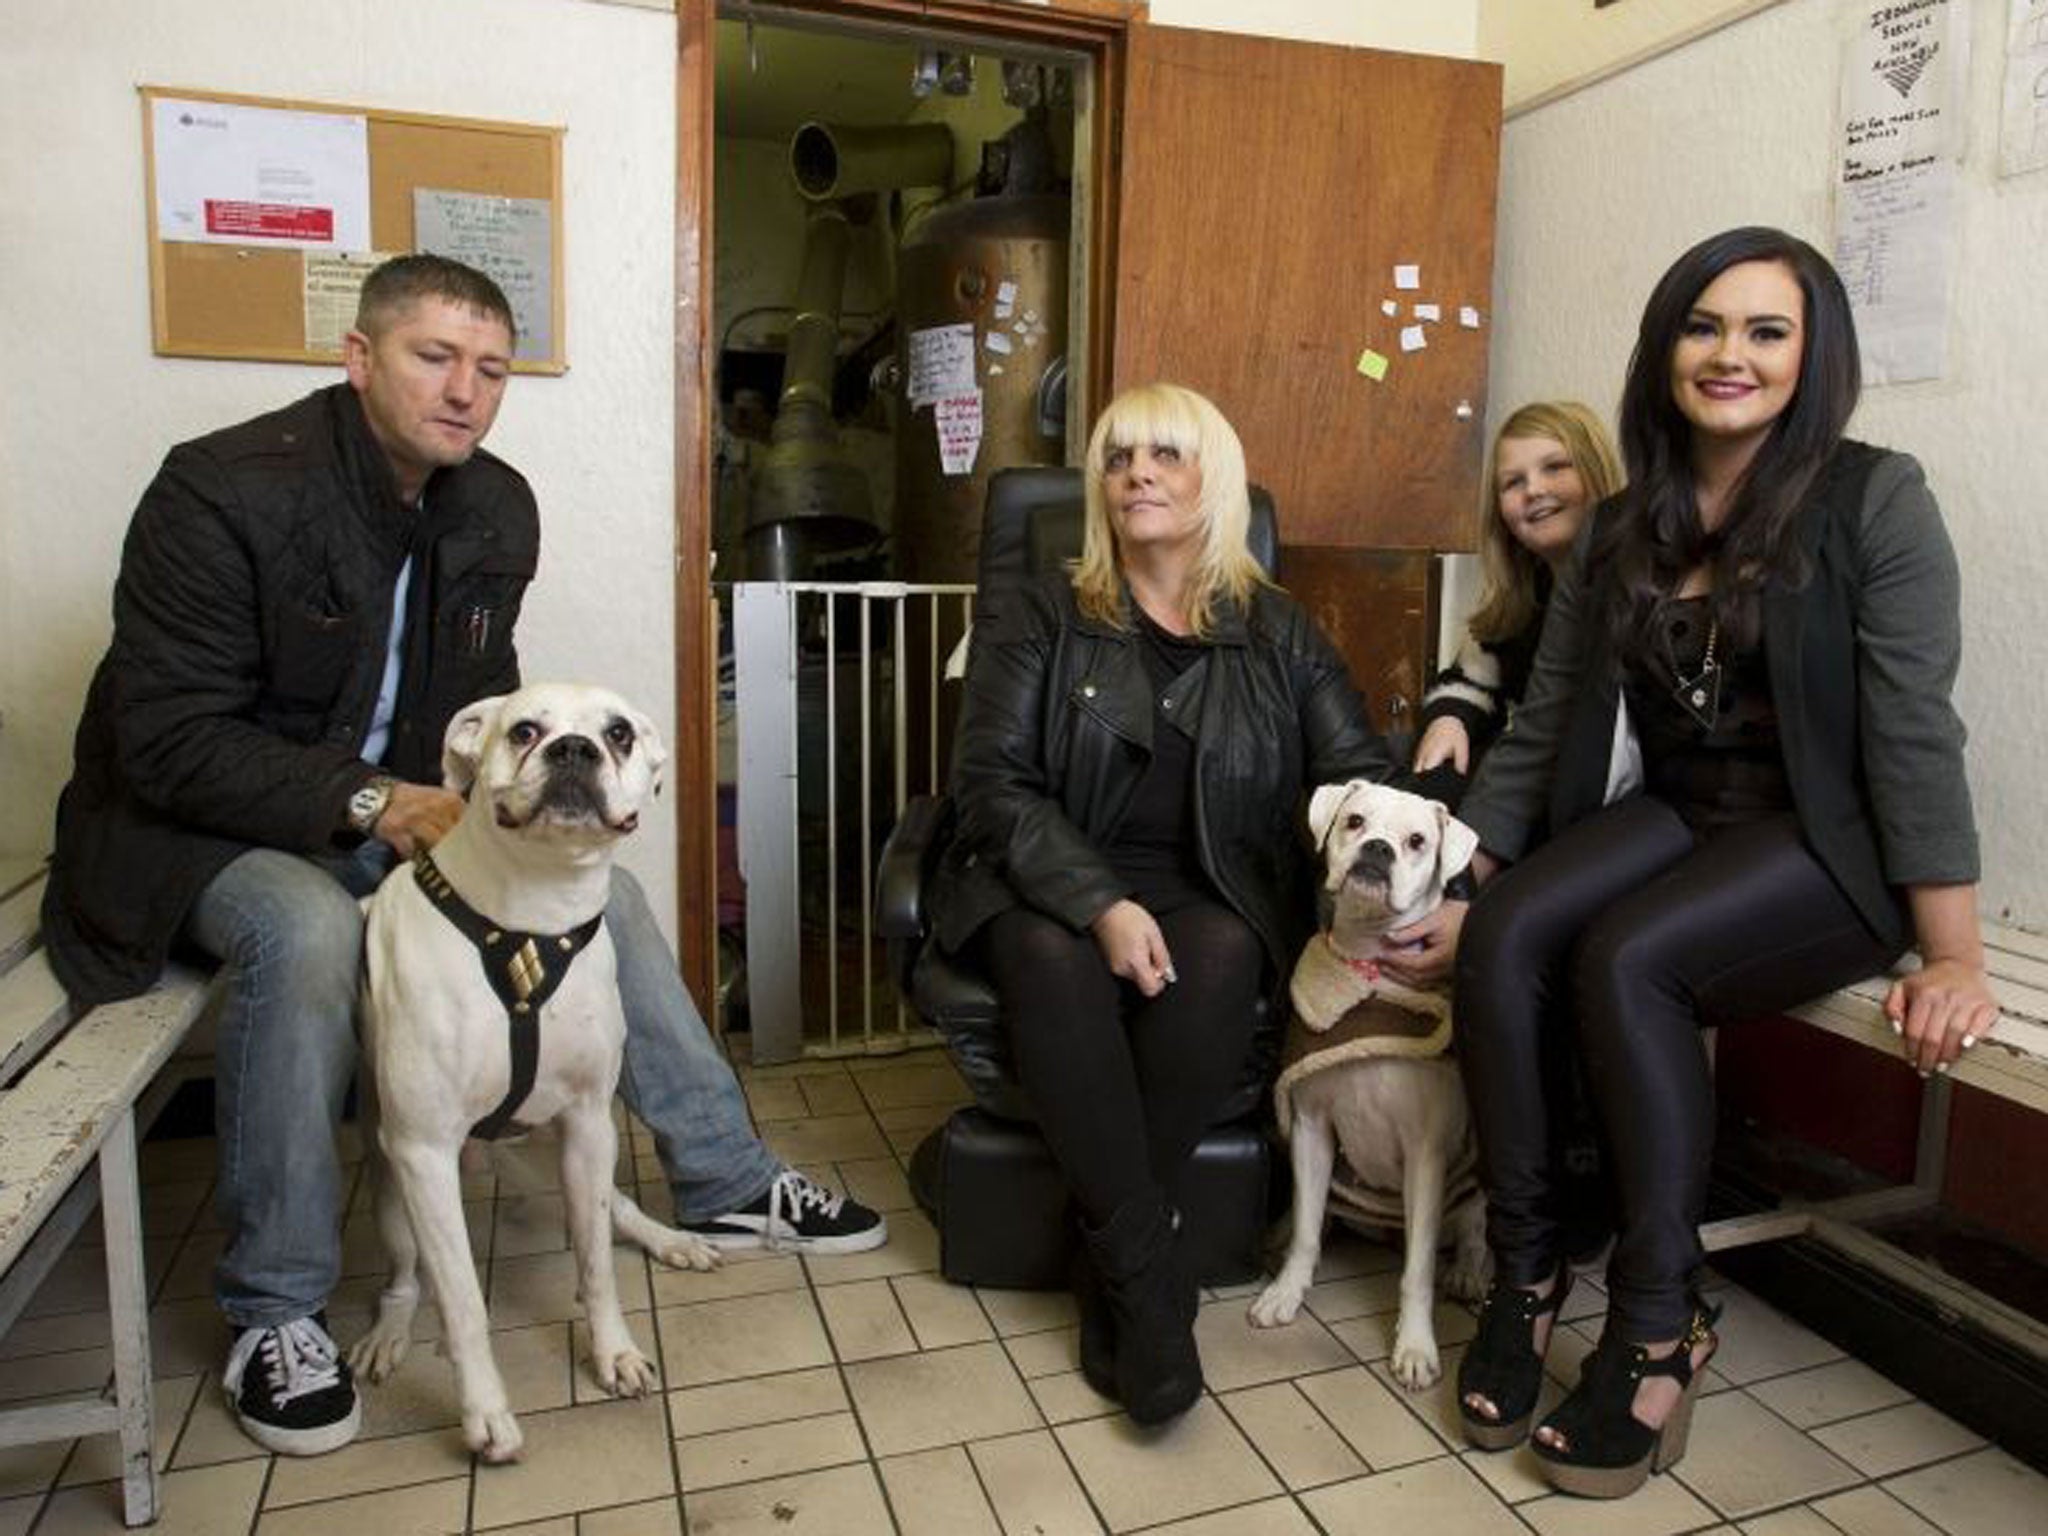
1414;403;1623;793
928;382;1391;1425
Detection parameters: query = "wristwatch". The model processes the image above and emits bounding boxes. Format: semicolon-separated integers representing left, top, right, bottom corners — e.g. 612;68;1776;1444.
346;774;398;837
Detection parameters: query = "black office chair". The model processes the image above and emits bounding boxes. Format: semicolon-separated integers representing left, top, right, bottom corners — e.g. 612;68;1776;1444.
875;466;1282;1289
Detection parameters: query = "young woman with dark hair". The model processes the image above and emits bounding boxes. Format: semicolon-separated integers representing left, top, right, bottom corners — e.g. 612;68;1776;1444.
1391;227;1998;1499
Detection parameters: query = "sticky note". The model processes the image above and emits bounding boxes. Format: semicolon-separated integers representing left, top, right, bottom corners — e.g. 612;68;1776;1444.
1381;299;1399;317
1355;347;1390;381
985;331;1013;355
1460;306;1482;328
1394;264;1421;290
1399;325;1427;353
1413;303;1441;321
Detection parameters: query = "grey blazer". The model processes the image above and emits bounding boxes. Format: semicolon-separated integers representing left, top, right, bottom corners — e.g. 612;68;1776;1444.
1458;442;1978;949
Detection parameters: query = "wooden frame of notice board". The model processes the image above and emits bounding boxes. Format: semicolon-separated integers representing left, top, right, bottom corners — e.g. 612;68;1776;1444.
140;85;566;373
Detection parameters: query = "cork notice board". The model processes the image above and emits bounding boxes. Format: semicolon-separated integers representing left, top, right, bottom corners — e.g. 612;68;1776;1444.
141;85;565;373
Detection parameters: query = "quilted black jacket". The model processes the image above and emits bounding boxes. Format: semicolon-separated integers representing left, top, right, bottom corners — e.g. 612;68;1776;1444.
44;384;539;1003
928;570;1395;983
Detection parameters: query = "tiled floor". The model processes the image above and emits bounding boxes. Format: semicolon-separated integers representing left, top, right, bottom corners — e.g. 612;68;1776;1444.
4;1041;2044;1535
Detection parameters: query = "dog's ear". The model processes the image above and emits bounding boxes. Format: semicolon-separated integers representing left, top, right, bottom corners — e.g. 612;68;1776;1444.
627;704;668;795
1307;780;1366;850
1433;802;1480;883
442;695;508;795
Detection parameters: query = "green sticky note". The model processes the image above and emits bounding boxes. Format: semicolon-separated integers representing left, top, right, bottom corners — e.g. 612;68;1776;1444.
1356;347;1389;382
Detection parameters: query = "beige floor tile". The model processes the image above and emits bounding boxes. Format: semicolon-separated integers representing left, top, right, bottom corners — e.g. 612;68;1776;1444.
968;1429;1103;1535
851;1064;972;1112
1028;1369;1122;1425
1673;1387;1860;1518
1220;1381;1368;1489
656;1288;831;1388
139;1178;211;1238
648;1251;805;1307
1307;1232;1403;1282
676;1406;868;1489
476;1516;575;1536
745;1078;811;1122
265;1425;470;1507
844;1341;1040;1456
1196;1299;1354;1391
1301;1455;1528;1535
1059;1395;1281;1530
1460;1444;1553;1504
55;1372;201;1486
139;1137;219;1187
0;1441;67;1501
155;1231;224;1302
817;1277;917;1360
255;1478;469;1536
682;1461;894;1535
976;1286;1078;1337
802;1210;938;1285
1811;1400;1984;1477
171;1374;270;1468
1005;1324;1083;1380
492;1194;571;1258
834;1155;914;1213
1705;1289;1846;1386
799;1075;867;1117
883;1122;940;1159
0;1346;106;1404
356;1319;576;1440
893;1273;994;1350
1883;1445;2048;1536
1807;1484;1946;1535
487;1246;652;1329
1298;1270;1402;1325
669;1366;847;1437
1366;1340;1559;1456
470;1395;675;1528
1737;1509;1840;1535
147;1297;230;1378
1325;1301;1476;1368
0;1308;117;1361
1748;1358;1914;1429
760;1113;888;1165
1296;1366;1445;1470
0;1495;38;1536
1143;1499;1322;1535
1519;1474;1719;1535
579;1498;685;1536
33;1459;267;1536
879;1445;1003;1536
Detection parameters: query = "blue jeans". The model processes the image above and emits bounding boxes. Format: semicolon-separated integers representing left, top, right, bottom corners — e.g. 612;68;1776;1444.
187;843;779;1328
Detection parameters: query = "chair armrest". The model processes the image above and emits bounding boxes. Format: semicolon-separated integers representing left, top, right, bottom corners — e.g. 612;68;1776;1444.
875;794;953;943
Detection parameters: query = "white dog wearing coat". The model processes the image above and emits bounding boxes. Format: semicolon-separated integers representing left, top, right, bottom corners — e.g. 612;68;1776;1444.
351;683;718;1463
1248;779;1489;1390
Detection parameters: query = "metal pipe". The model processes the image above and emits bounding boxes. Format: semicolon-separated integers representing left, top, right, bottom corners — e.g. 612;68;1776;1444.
790;121;953;202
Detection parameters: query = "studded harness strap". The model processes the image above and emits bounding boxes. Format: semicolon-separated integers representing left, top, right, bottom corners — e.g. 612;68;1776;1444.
411;849;605;1141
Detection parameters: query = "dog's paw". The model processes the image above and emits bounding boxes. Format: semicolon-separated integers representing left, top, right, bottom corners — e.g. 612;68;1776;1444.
348;1318;413;1382
1442;1248;1492;1304
1390;1329;1442;1391
598;1346;660;1398
649;1233;721;1273
464;1405;524;1464
1248;1282;1306;1329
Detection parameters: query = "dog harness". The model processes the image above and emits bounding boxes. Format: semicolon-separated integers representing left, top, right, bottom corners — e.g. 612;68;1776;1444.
411;849;605;1141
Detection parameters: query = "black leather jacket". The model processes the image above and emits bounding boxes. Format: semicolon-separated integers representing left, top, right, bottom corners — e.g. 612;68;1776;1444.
930;570;1393;981
44;385;538;1003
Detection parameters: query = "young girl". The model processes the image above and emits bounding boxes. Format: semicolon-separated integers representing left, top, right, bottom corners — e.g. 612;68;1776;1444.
1436;227;1998;1499
1412;402;1622;797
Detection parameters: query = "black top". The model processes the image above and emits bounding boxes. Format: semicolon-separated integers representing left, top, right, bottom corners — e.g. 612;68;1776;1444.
1107;609;1215;909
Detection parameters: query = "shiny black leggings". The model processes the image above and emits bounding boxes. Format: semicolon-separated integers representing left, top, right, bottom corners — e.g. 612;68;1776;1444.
1455;798;1900;1340
975;900;1263;1226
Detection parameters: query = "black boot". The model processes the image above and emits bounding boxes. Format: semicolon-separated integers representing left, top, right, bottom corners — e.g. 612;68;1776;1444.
1070;1245;1119;1401
1083;1194;1202;1426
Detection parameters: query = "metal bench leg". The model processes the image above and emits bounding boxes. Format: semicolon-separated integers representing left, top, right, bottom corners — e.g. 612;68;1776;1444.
98;1111;158;1528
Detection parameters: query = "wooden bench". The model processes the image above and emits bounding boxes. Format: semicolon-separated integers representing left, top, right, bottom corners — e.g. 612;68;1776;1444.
0;860;220;1527
1700;920;2048;1359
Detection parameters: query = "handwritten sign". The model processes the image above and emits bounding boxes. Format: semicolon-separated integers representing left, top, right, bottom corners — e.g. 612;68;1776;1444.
414;189;554;362
935;390;983;476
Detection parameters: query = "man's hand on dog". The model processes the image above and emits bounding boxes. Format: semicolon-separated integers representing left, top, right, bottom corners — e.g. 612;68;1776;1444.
1092;898;1177;997
374;783;465;857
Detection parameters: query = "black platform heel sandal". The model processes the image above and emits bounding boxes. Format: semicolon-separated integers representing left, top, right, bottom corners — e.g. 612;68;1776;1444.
1532;1301;1720;1499
1456;1268;1572;1450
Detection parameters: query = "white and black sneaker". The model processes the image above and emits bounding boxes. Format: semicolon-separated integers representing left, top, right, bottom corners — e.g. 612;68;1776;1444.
682;1169;888;1255
222;1312;361;1456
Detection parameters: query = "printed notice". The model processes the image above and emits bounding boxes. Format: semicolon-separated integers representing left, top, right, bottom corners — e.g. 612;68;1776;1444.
907;323;976;406
153;96;370;251
935;390;983;476
2001;0;2048;177
303;251;397;351
415;190;554;362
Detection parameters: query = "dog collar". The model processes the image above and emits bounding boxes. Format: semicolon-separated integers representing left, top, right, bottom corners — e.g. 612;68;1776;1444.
413;848;605;1141
1324;933;1382;984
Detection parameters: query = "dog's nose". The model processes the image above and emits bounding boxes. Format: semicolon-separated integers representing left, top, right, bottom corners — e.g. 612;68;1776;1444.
1353;839;1395;877
544;734;602;768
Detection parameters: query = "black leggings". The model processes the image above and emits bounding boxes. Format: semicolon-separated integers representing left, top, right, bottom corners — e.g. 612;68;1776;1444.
1455;798;1900;1340
975;900;1264;1226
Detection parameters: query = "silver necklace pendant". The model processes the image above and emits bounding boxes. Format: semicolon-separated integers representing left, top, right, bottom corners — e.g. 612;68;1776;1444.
1670;616;1722;730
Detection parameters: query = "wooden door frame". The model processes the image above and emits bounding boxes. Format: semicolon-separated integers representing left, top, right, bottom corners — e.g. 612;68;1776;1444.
673;0;1140;1009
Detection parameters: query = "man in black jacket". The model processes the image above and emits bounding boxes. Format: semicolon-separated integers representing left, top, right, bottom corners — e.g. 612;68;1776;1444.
44;256;882;1458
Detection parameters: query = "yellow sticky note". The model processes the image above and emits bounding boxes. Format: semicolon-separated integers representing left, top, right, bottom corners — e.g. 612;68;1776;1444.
1356;347;1389;382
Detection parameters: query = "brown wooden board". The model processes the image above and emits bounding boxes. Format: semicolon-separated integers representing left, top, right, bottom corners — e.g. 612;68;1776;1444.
1112;26;1501;552
142;87;565;372
1277;546;1437;740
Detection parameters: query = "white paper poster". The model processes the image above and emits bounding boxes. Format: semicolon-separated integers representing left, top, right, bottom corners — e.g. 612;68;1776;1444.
935;390;983;476
152;96;370;251
415;190;554;362
907;324;976;406
303;251;397;351
2000;0;2048;176
1833;0;1969;384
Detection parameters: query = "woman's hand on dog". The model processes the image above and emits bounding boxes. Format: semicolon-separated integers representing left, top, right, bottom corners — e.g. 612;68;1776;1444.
1381;899;1466;987
1092;899;1176;997
1413;717;1471;774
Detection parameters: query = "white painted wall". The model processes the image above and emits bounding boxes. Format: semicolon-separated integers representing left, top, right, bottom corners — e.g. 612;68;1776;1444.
1486;0;2048;930
1155;0;1478;54
0;0;682;935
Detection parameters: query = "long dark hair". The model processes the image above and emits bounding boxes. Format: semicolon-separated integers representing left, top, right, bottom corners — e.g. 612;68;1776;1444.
1597;226;1860;657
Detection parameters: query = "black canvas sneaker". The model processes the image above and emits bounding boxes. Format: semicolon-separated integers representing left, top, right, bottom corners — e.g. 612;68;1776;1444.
222;1311;361;1456
682;1169;888;1254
